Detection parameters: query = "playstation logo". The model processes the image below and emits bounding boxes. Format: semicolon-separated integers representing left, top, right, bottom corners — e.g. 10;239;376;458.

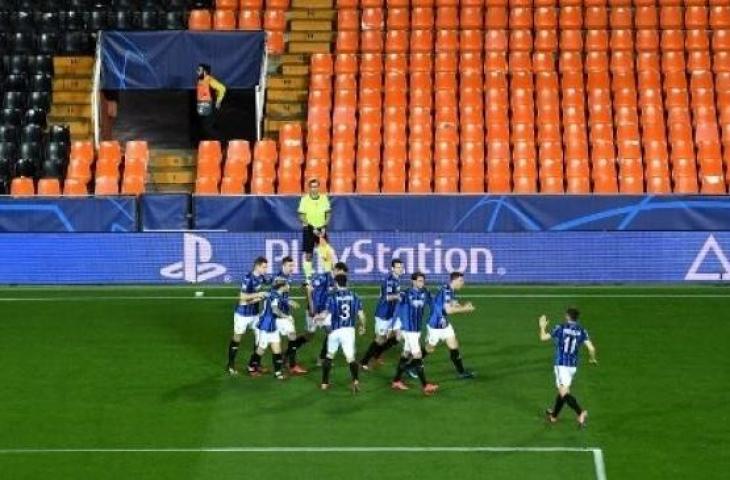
160;233;227;283
685;235;730;281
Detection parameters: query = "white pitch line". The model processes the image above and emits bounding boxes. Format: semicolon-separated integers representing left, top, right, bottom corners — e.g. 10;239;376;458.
0;446;596;453
593;448;608;480
0;446;607;479
0;294;727;302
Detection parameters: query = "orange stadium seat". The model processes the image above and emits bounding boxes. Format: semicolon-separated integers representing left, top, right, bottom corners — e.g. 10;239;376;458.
63;178;88;196
213;10;237;30
11;177;34;196
238;10;262;30
189;10;212;30
95;176;119;195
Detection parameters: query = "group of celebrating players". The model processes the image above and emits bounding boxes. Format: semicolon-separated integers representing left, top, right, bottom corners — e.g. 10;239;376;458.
225;254;476;396
225;250;598;426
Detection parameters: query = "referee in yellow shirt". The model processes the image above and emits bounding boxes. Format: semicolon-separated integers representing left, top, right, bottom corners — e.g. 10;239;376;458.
298;178;331;280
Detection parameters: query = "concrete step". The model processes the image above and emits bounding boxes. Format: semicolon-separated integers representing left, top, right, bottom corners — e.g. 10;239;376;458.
52;92;91;104
266;102;306;117
290;19;333;31
282;64;309;76
53;78;92;92
53;56;94;76
288;41;331;54
50;104;91;118
279;53;309;65
267;75;309;89
289;31;333;42
289;9;336;20
151;171;196;184
148;183;194;193
267;89;308;102
292;0;332;8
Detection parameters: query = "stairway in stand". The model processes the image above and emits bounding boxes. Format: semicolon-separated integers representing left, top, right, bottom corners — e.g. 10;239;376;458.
264;0;334;138
147;149;196;193
48;57;94;141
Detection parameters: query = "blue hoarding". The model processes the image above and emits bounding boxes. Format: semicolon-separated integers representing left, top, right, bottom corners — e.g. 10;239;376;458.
0;197;137;232
193;195;730;232
0;231;728;284
100;31;265;90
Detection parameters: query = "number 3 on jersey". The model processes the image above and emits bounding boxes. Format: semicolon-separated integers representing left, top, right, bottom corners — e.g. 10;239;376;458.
339;302;351;320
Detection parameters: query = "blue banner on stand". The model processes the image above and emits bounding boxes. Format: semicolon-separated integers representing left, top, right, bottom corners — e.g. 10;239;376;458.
140;194;189;231
0;197;137;232
0;231;728;284
100;31;265;90
193;195;730;233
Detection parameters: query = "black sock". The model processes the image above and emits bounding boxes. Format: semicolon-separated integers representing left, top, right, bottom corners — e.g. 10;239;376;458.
322;357;332;385
286;337;304;366
377;337;398;357
564;394;583;415
349;361;359;381
248;352;261;370
421;345;429;359
449;348;465;374
393;356;409;382
227;340;240;368
319;335;328;360
412;358;428;387
552;394;566;417
360;340;381;365
273;353;284;375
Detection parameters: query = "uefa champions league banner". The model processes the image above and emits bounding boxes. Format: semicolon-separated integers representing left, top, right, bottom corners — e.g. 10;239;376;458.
0;197;137;232
193;195;730;232
0;231;728;284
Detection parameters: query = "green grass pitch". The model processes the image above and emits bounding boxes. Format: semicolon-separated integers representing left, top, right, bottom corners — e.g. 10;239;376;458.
0;285;728;479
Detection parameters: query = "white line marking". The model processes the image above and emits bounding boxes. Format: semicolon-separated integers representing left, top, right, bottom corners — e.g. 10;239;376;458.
0;294;727;302
0;446;607;478
593;448;608;480
0;446;597;453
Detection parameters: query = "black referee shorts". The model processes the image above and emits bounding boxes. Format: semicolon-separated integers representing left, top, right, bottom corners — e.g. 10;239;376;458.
303;225;328;254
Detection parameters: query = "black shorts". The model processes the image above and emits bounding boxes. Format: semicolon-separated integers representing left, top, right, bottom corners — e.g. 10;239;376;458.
303;225;328;254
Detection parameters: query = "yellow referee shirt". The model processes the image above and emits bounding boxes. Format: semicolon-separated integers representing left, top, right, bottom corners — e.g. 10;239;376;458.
298;194;330;228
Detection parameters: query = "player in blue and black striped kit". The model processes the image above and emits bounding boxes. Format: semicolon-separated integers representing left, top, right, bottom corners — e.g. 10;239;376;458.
247;278;291;380
226;257;271;375
539;308;598;428
360;259;404;370
391;272;439;395
306;261;348;365
318;274;366;393
425;272;476;379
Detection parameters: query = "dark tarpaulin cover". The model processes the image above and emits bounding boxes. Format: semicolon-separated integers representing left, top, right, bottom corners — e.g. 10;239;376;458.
100;31;265;90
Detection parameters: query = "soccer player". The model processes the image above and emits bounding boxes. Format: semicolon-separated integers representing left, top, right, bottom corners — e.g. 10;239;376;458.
318;274;366;392
274;256;308;375
306;261;348;364
425;272;476;379
391;272;439;395
539;308;597;428
360;259;404;370
226;256;270;375
298;178;331;282
247;279;292;380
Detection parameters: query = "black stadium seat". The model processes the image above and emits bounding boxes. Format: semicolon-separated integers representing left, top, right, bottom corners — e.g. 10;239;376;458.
37;11;61;32
140;10;159;30
3;91;27;110
163;11;185;30
11;11;35;33
0;141;17;162
62;32;92;54
15;156;36;178
49;124;70;145
28;55;53;75
87;9;109;32
110;10;137;30
39;32;59;54
20;124;42;144
62;10;86;31
0;108;23;127
0;124;18;144
30;74;53;93
5;54;28;75
42;158;64;179
23;108;47;128
29;91;52;112
5;73;27;92
9;31;35;53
